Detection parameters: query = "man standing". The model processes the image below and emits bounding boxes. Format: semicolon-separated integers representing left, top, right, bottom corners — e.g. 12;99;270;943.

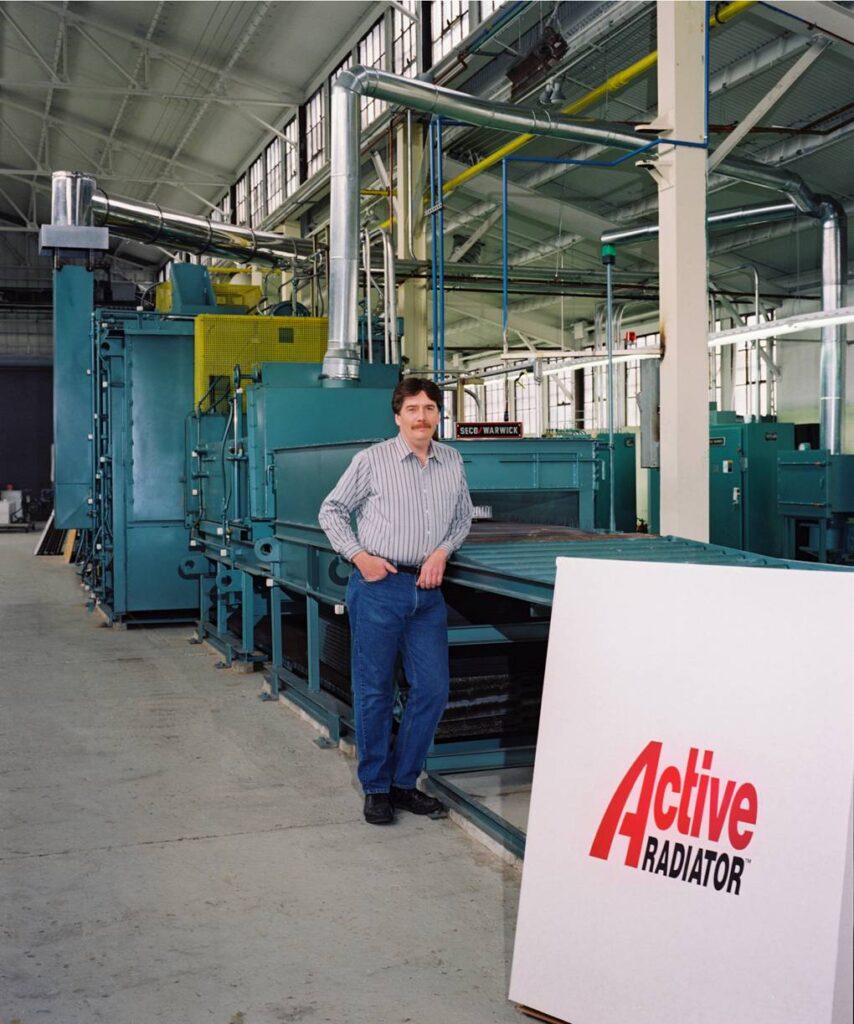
319;378;473;825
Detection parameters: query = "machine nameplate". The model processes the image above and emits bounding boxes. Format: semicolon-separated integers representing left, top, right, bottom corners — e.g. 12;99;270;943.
456;422;524;439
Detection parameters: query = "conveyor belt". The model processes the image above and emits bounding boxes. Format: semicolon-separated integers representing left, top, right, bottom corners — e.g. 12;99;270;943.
449;525;841;606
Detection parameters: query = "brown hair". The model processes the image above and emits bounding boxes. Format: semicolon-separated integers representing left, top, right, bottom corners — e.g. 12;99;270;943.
391;377;442;415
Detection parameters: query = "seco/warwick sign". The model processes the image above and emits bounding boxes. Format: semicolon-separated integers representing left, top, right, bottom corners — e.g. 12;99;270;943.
455;421;523;439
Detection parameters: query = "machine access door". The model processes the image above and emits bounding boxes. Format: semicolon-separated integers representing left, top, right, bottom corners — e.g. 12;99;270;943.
708;426;744;550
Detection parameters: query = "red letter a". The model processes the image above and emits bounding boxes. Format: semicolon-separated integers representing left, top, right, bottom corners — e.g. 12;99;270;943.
589;741;662;868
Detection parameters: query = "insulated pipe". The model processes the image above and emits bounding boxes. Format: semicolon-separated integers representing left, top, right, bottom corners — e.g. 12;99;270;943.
90;190;314;266
49;171;314;268
601;201;799;246
715;156;819;215
818;198;847;454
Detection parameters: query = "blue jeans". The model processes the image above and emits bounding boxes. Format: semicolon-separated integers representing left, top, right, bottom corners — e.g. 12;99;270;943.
346;569;449;794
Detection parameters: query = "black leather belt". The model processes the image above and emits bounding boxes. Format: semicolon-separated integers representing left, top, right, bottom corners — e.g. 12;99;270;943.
394;563;422;575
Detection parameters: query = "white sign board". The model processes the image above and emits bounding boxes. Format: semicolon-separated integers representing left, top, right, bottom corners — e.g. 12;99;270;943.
510;558;853;1024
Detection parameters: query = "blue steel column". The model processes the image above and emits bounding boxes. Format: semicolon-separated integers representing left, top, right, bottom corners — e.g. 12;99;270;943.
603;245;617;533
429;119;438;383
435;116;446;402
306;595;320;694
502;159;509;353
268;584;283;697
241;571;254;656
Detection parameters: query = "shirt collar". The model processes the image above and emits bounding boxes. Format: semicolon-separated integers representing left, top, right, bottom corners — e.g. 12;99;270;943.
394;432;441;462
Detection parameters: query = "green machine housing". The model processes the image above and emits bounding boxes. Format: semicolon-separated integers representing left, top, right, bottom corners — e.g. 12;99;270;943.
649;415;795;557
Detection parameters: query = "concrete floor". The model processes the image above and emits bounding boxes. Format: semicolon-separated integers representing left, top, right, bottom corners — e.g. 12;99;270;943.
0;533;523;1024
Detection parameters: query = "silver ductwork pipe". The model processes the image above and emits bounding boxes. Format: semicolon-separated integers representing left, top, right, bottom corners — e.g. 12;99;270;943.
818;199;847;454
325;83;362;381
49;171;314;267
323;66;650;382
716;156;820;216
51;170;96;226
601;200;799;246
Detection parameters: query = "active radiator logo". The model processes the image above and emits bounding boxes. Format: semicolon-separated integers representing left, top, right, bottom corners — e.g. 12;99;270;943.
589;741;757;895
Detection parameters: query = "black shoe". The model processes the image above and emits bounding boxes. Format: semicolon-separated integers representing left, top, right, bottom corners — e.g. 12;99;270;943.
363;793;394;825
390;786;446;817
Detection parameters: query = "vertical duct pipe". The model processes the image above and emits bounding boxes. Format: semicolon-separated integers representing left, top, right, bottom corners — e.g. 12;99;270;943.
819;199;847;454
324;84;362;381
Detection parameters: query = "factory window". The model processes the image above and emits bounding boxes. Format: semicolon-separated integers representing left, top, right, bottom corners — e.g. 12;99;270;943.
329;54;353;94
284;118;300;197
548;369;575;431
215;192;232;224
305;86;326;178
624;334;660;428
514;371;541;436
248;155;265;225
432;0;468;64
484;377;505;420
358;19;387;127
392;0;418;78
234;176;247;226
266;139;283;213
480;0;505;19
582;363;595;430
732;339;771;420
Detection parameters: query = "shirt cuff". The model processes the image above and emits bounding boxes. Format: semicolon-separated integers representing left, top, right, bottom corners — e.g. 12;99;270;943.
341;543;364;561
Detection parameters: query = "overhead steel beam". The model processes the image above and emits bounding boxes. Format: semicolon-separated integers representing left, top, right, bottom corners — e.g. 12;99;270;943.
708;38;830;170
32;0;293;99
449;209;501;262
0;169;229;187
0;184;33;228
30;0;68;223
95;2;165;177
72;23;139;86
0;6;62;82
144;1;272;203
0;116;42;167
0;81;298;106
707;32;815;93
766;1;854;45
715;118;854;178
0;97;229;179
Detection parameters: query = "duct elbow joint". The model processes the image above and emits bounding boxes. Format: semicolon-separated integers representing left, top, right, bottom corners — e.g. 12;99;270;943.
334;65;370;96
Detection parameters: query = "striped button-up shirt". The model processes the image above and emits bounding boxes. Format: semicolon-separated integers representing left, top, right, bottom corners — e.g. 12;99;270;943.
318;434;473;565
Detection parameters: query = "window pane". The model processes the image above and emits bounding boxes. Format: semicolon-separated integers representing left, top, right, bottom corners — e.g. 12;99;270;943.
480;0;505;19
432;0;468;64
235;177;247;226
358;19;387;127
305;86;326;178
392;0;418;78
214;192;232;224
248;155;265;225
266;139;283;212
284;118;300;197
